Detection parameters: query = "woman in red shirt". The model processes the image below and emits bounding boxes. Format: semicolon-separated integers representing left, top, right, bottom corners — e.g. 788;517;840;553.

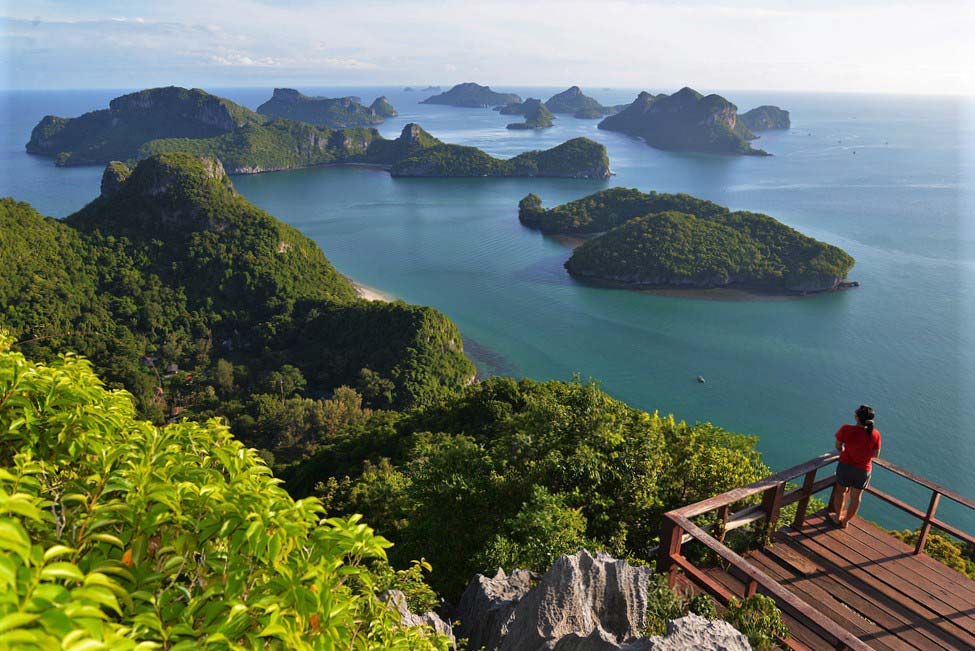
829;405;881;528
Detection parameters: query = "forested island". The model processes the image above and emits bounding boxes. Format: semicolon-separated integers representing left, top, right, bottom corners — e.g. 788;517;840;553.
520;188;856;293
504;98;555;129
420;81;521;107
26;87;611;178
740;105;791;131
256;87;394;127
598;87;769;155
544;85;625;118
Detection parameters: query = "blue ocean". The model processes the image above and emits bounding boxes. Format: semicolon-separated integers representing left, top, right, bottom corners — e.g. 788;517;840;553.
2;86;973;529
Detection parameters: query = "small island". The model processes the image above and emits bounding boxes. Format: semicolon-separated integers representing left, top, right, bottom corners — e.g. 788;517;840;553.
598;87;769;156
421;85;441;92
520;188;855;293
740;105;791;132
421;82;521;108
505;99;555;130
369;96;398;118
391;137;610;178
257;88;392;128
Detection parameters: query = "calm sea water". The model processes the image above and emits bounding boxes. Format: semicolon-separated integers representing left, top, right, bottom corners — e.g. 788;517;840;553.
2;86;973;530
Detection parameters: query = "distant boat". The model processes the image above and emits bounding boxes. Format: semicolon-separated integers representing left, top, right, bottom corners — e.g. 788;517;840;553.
696;376;706;384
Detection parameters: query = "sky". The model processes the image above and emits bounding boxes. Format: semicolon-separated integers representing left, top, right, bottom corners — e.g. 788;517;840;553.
2;0;973;95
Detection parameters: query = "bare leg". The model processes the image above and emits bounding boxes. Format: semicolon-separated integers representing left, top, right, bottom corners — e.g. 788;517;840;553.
843;488;864;525
830;486;848;524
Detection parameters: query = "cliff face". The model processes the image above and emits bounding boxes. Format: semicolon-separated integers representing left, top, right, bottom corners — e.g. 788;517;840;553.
421;82;522;108
740;105;791;131
598;88;768;156
257;88;385;127
26;86;263;166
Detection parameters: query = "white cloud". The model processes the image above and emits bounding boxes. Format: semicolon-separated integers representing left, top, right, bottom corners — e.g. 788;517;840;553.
1;1;972;94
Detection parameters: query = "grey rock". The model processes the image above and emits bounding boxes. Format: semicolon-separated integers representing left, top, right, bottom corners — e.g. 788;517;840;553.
645;614;751;651
100;161;131;197
455;568;534;650
381;589;456;646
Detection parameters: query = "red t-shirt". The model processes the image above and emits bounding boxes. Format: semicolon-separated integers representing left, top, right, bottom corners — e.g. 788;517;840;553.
836;424;882;471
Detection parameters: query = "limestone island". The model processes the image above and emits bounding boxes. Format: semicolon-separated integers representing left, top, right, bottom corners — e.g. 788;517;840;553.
598;87;770;156
421;82;521;108
519;188;855;293
544;86;626;119
421;85;441;92
26;87;611;178
369;96;398;118
391;136;609;178
257;88;394;127
740;105;791;132
505;99;555;130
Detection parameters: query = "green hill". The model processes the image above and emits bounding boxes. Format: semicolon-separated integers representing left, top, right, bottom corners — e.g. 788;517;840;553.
1;153;474;456
257;88;387;127
599;87;768;156
521;188;855;293
740;105;791;131
26;86;264;165
391;137;610;178
421;82;521;107
506;99;555;130
519;187;728;234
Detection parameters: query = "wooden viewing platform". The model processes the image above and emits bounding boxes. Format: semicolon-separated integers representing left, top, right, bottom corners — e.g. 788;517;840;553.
658;453;975;650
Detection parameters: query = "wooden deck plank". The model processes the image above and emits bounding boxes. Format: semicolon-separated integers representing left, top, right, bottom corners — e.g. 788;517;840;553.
800;513;975;632
785;514;975;649
704;566;834;651
844;516;975;602
747;548;913;651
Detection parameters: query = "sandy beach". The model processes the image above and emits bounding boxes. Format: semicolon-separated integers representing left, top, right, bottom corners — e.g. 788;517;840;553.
353;281;394;302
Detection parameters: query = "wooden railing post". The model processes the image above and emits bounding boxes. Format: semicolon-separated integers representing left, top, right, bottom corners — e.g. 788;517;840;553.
914;491;941;555
792;468;819;528
759;482;785;546
658;516;683;587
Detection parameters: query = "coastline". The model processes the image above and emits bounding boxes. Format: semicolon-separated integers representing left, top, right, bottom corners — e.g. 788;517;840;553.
353;281;394;302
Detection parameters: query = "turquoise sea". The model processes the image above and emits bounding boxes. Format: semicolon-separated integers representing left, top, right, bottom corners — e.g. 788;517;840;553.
2;86;973;530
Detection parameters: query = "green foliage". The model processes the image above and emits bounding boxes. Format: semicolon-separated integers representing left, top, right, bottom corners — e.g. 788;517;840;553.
292;376;768;596
0;154;473;460
643;573;690;636
519;187;729;234
725;595;790;650
0;335;451;649
890;528;975;578
391;138;609;179
565;209;855;291
257;89;385;128
687;593;718;619
372;560;440;614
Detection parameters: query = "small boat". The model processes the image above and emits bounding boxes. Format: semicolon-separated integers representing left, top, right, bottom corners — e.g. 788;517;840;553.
696;376;706;384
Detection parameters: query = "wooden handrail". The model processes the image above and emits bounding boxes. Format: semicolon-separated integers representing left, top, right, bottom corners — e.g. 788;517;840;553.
658;453;975;650
669;513;872;651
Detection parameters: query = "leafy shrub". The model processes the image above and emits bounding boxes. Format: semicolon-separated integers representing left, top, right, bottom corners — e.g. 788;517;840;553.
0;334;450;649
725;594;789;650
687;593;718;619
643;573;690;636
890;528;975;578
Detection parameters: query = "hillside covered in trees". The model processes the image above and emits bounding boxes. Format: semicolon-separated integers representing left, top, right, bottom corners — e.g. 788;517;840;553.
0;153;474;462
256;87;390;127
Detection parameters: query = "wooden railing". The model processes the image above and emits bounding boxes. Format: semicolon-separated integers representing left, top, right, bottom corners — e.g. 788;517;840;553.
657;452;975;651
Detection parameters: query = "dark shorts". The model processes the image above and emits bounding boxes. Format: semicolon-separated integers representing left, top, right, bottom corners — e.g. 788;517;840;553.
836;461;871;490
